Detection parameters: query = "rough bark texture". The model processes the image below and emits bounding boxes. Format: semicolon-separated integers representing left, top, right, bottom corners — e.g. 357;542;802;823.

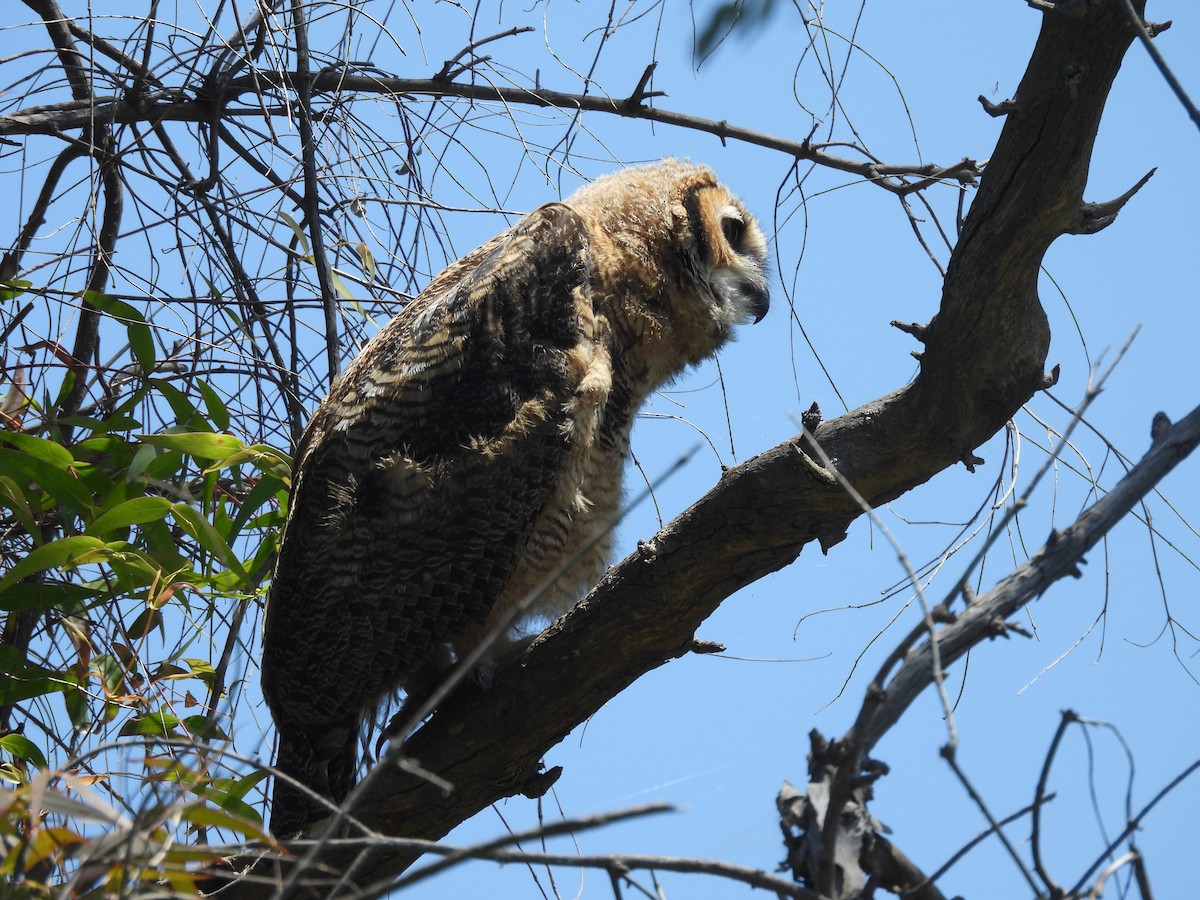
204;0;1154;894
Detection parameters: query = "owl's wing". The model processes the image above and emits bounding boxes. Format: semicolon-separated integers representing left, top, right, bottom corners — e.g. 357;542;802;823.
261;201;594;741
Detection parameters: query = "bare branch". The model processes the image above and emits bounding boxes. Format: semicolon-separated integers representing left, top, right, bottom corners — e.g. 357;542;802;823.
1070;757;1200;896
0;71;981;195
433;26;534;82
1031;711;1076;896
1068;168;1156;234
394;803;675;890
19;1;125;425
861;404;1200;751
288;0;340;382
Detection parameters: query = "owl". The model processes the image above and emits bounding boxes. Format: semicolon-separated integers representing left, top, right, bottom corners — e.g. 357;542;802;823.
260;159;769;834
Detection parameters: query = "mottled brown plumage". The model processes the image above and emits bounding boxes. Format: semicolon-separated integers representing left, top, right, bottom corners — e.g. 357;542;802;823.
261;160;769;834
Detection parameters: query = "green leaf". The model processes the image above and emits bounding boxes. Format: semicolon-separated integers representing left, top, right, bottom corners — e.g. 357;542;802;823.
149;379;203;429
1;279;32;302
60;413;139;433
0;735;47;770
190;771;267;826
138;432;247;461
82;291;156;374
0;763;23;785
183;716;229;741
0;432;76;469
206;770;268;807
120;711;181;737
126;608;164;640
0;646;69;705
181;801;265;835
92;654;127;696
0;447;93;516
215;446;292;484
105;545;173;587
126;443;162;482
196;380;230;432
63;684;89;730
183;657;217;691
0;536;112;599
0;475;41;541
149;662;189;682
329;266;354;300
227;473;286;542
279;212;312;260
0;582;100;613
356;241;376;281
85;496;173;537
170;504;247;579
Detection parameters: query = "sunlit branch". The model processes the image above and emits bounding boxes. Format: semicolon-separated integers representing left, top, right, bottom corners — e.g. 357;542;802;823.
0;71;983;195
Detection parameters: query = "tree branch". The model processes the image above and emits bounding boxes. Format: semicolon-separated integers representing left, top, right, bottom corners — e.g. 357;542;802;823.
287;0;340;383
22;0;124;424
0;71;979;195
856;402;1200;753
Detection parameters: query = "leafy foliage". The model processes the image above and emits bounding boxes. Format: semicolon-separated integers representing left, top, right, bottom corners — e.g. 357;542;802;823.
0;354;289;891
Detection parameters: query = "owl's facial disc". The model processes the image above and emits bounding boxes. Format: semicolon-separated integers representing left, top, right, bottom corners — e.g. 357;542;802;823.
711;204;769;325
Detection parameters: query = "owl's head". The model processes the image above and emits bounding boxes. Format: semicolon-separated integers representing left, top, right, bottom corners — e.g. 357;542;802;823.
565;160;769;380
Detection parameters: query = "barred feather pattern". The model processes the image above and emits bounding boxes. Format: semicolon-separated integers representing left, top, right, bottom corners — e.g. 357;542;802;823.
260;161;769;835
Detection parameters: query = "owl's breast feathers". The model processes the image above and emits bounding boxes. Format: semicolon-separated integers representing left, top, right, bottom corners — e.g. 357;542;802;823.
261;203;625;770
262;160;769;834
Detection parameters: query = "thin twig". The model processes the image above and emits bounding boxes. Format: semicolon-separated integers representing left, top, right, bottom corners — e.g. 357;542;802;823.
393;803;675;888
942;746;1042;896
1069;758;1200;896
379;849;823;900
289;0;341;383
1031;710;1075;896
1113;0;1199;133
861;399;1200;751
924;792;1057;885
433;26;534;82
790;418;956;897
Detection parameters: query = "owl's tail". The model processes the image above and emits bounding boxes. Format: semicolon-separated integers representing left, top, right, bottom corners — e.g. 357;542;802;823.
269;721;359;837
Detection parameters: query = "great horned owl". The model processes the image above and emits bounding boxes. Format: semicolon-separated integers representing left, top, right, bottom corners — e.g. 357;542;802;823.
261;160;769;834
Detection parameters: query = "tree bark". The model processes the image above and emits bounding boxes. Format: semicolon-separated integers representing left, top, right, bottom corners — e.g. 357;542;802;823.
203;0;1160;894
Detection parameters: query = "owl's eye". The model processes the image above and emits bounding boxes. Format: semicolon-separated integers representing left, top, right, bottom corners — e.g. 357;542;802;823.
721;215;745;247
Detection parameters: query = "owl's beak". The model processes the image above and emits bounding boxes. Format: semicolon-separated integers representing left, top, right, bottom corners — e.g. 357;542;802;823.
746;284;770;324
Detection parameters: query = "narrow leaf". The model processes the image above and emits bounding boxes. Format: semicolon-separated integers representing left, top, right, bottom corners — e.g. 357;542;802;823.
138;432;246;461
1;432;76;469
279;212;312;260
196;379;231;431
170;504;247;578
0;734;48;769
0;536;110;598
82;291;155;374
85;496;172;536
